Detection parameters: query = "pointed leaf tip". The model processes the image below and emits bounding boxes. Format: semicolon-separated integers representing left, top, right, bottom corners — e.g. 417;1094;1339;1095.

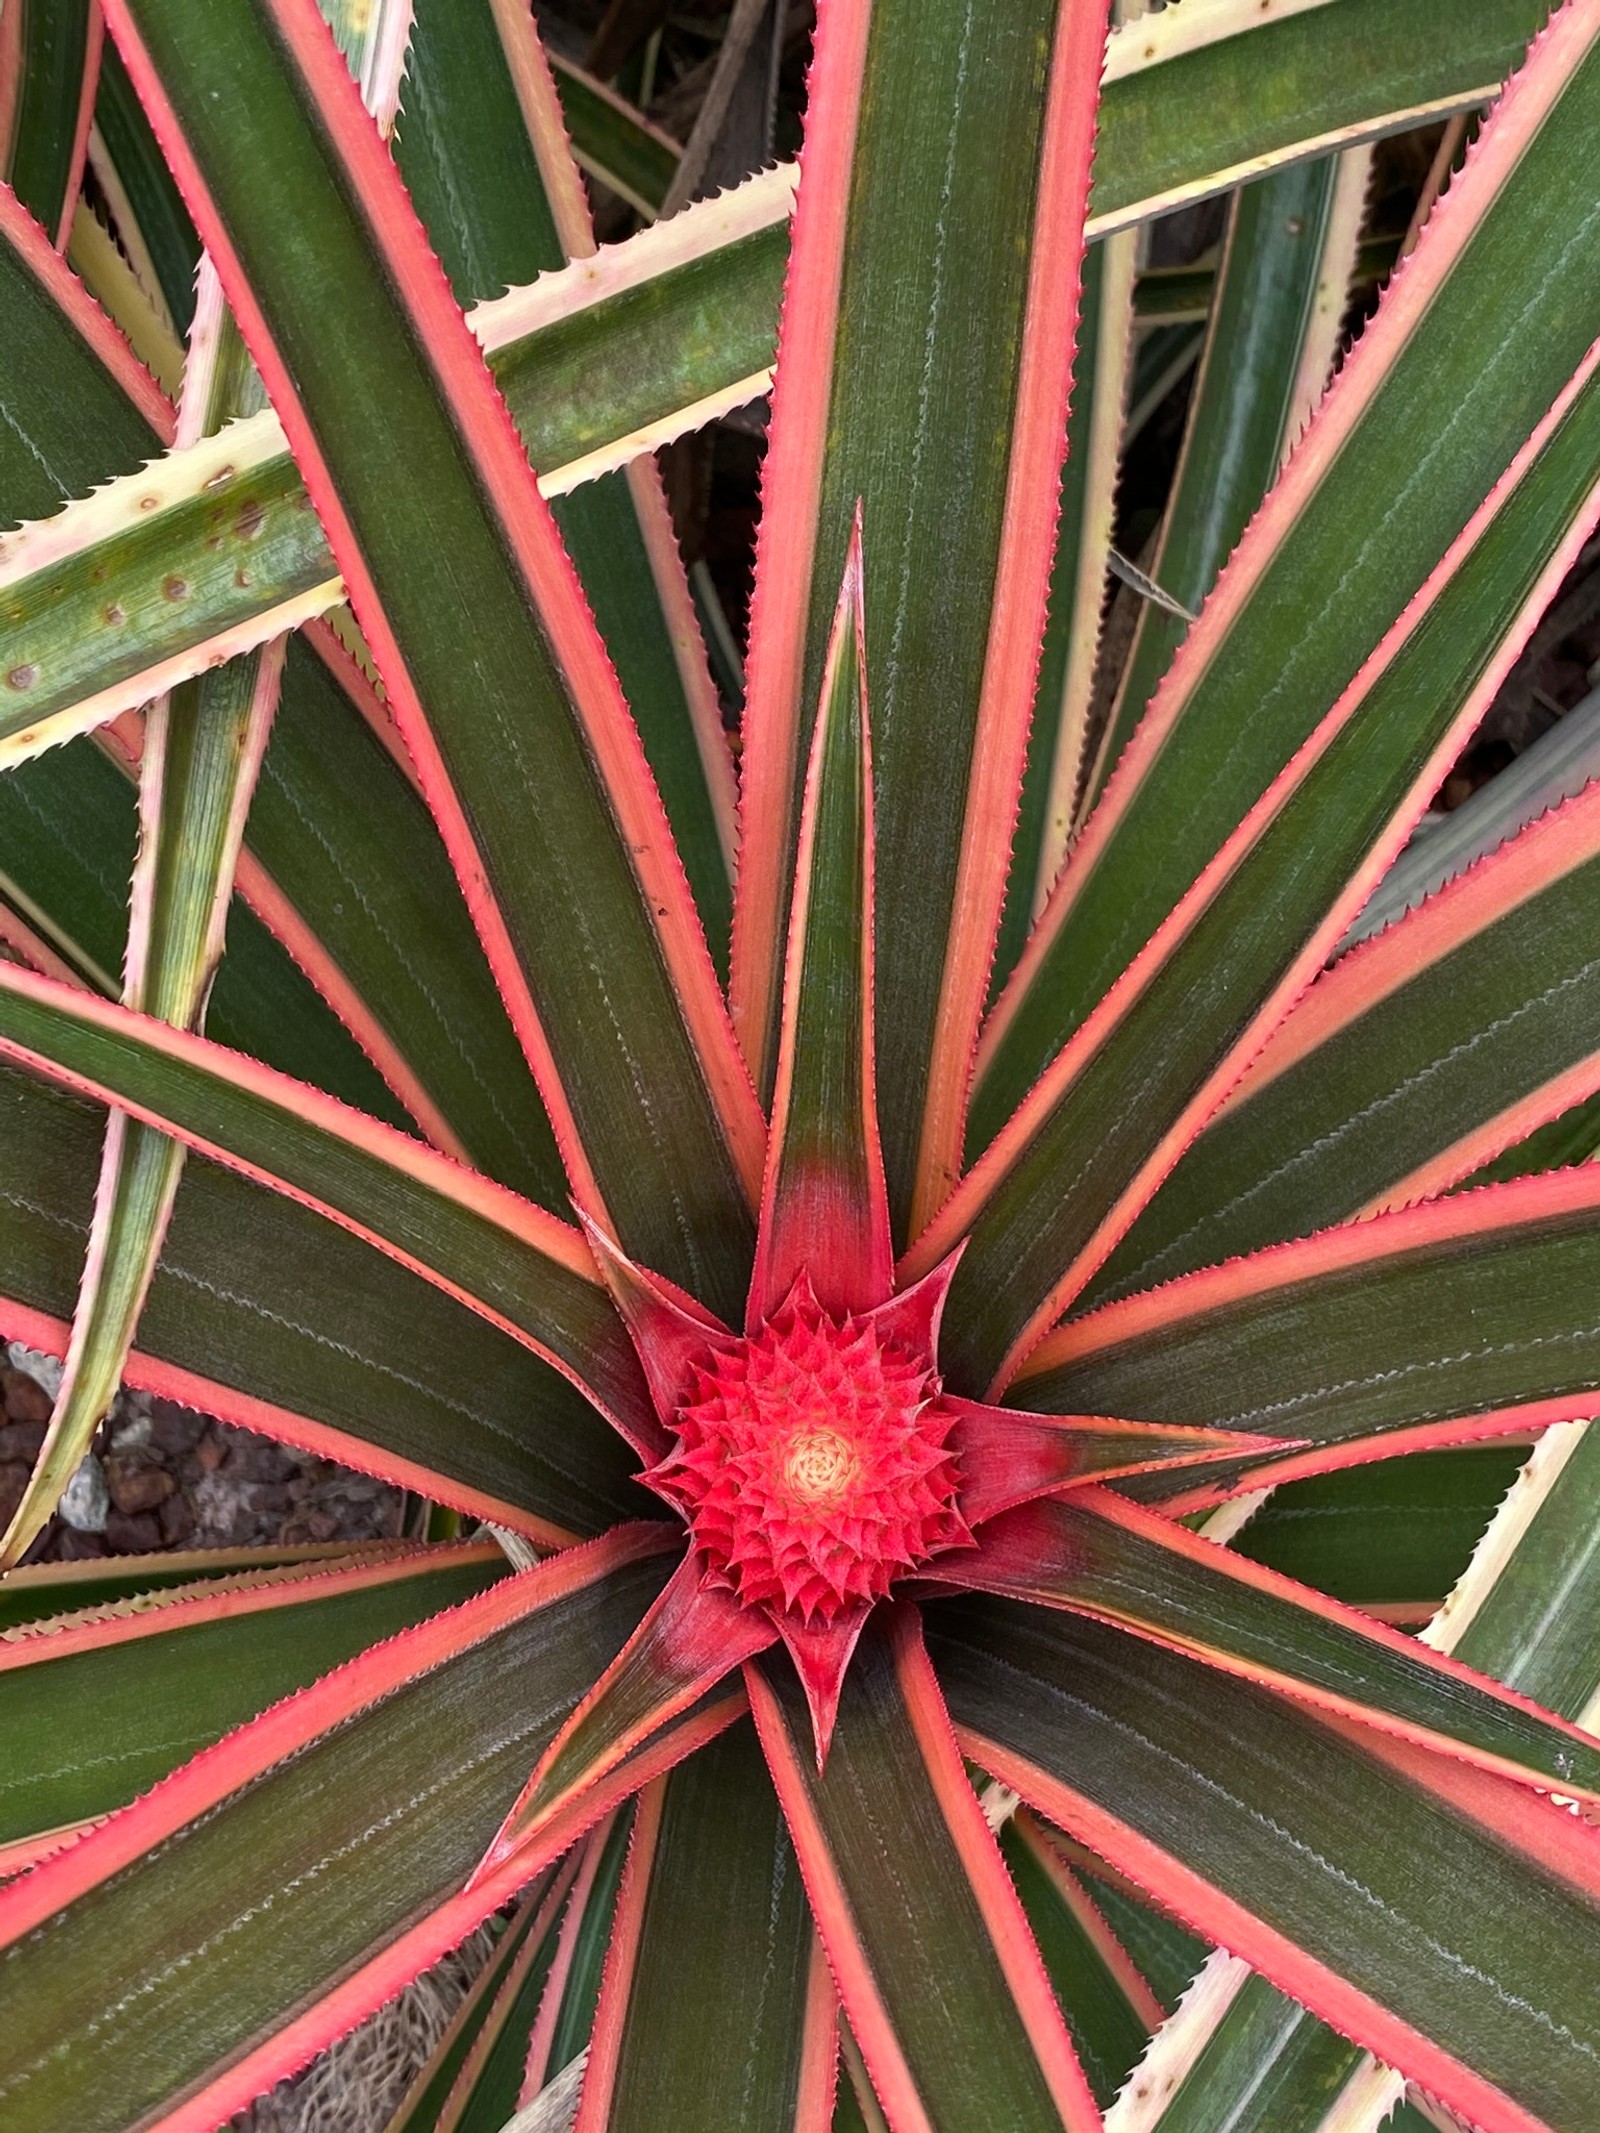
577;1211;727;1443
946;1401;1301;1526
776;1604;874;1769
750;522;891;1327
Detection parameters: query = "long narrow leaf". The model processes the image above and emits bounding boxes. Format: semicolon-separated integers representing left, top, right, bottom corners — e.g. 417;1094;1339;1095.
1090;776;1600;1309
748;1609;1100;2133
976;5;1600;1165
0;1063;641;1539
577;1725;834;2133
103;0;764;1312
0;961;662;1449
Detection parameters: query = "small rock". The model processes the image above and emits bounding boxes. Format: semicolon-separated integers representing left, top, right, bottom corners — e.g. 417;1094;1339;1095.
149;1400;206;1456
195;1430;227;1472
158;1492;194;1545
0;1461;30;1525
58;1455;109;1533
54;1526;108;1561
224;1439;298;1484
0;1419;46;1462
104;1508;162;1554
1;1368;51;1427
302;1508;340;1542
108;1411;153;1452
105;1454;176;1515
6;1346;61;1398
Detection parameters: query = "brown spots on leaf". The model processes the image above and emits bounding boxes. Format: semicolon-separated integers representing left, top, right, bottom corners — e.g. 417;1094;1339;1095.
5;664;38;691
163;576;189;601
234;496;265;541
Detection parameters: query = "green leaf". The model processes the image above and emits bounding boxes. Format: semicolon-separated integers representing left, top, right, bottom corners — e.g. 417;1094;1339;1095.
396;0;735;974
0;1546;506;1848
0;1541;381;1631
975;14;1600;1158
550;57;680;219
749;1615;1098;2133
752;525;891;1319
247;636;567;1201
1074;1865;1206;2016
537;1805;637;2087
0;961;660;1443
3;0;96;246
1136;1345;1600;2130
586;1724;822;2133
1021;1168;1600;1501
111;0;762;1310
0;1546;670;2133
0;1064;643;1537
1141;1972;1367;2133
951;1492;1600;1800
931;1595;1600;2133
733;0;1102;1244
1002;1816;1159;2111
0;205;161;532
1232;1449;1523;1606
1084;154;1358;819
1449;1422;1600;1724
936;328;1600;1394
1089;783;1600;1310
1088;0;1547;234
0;733;413;1123
994;235;1138;999
424;1866;576;2133
383;1883;562;2133
91;36;199;332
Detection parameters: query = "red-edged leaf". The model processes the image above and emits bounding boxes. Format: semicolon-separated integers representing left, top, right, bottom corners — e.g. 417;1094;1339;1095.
930;1488;1600;1803
0;1527;720;2132
579;1210;731;1428
1088;773;1600;1314
944;1402;1292;1526
102;0;764;1320
732;0;1107;1248
576;1729;837;2133
748;1607;1101;2133
2;0;102;248
775;1602;873;1771
1018;1160;1600;1506
0;959;662;1452
915;329;1600;1396
0;1540;509;1865
420;1857;580;2133
751;514;892;1327
974;4;1600;1161
932;1596;1600;2133
0;173;170;441
476;1550;774;1883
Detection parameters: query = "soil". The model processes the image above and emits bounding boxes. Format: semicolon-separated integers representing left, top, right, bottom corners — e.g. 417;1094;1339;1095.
3;1343;406;1565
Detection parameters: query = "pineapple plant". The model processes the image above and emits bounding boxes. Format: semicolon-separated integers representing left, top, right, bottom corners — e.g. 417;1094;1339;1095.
1;0;1600;2126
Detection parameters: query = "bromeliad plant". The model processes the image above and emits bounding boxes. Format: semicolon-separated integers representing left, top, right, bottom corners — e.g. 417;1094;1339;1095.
4;0;1600;2127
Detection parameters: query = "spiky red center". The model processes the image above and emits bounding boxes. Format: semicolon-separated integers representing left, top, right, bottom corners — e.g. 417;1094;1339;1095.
642;1289;970;1624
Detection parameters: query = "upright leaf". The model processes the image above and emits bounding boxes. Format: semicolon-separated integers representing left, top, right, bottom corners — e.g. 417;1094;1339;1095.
102;0;763;1313
578;1726;833;2133
2;257;282;1568
396;0;737;971
977;8;1600;1148
748;1610;1100;2133
752;519;891;1323
732;0;1107;1245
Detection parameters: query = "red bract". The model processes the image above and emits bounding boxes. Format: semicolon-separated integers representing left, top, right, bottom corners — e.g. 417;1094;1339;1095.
643;1279;971;1624
2;2;1600;2130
